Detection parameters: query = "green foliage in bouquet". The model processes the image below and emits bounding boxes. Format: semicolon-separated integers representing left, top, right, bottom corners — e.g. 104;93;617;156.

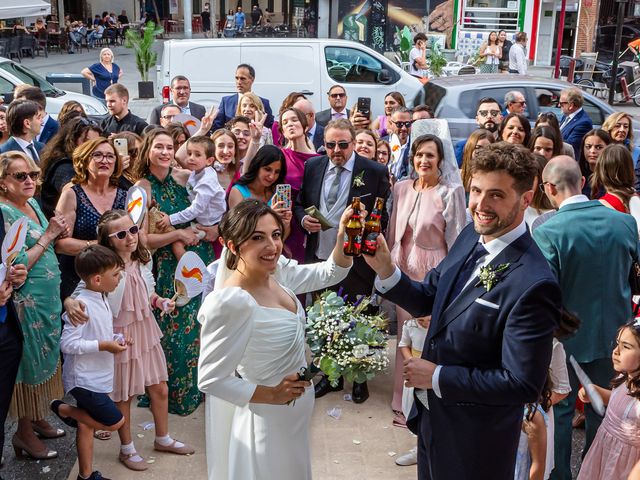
306;291;389;386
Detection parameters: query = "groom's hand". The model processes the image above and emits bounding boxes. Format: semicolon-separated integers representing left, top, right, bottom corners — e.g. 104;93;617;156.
403;358;437;390
362;234;395;279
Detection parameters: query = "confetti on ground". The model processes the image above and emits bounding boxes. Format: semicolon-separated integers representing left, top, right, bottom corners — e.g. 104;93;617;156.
42;466;51;473
147;459;155;464
136;433;145;438
388;451;397;457
333;460;339;464
327;407;342;420
138;421;155;430
352;439;361;445
343;394;352;401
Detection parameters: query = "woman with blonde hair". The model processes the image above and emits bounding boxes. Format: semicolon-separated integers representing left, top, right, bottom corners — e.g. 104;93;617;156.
0;152;68;460
236;92;273;146
602;111;640;165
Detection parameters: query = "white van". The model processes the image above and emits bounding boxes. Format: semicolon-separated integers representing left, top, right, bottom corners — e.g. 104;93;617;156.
158;38;422;118
0;56;107;117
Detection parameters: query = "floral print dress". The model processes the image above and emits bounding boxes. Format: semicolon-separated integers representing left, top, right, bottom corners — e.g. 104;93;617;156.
147;170;215;415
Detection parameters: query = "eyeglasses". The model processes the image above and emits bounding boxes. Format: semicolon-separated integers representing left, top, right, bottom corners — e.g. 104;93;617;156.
539;181;555;191
329;93;346;99
232;129;251;137
91;152;117;162
325;141;351;150
108;224;139;239
558;101;569;106
172;86;190;91
6;171;39;182
478;110;501;118
161;114;177;120
392;120;413;128
510;101;526;106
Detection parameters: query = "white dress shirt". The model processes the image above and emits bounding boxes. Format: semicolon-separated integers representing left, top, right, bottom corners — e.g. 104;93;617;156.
60;288;115;394
170;167;226;226
375;219;528;399
559;193;589;209
508;43;528;74
14;136;39;162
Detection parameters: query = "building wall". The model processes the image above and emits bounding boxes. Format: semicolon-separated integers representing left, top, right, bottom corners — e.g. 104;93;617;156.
574;0;599;56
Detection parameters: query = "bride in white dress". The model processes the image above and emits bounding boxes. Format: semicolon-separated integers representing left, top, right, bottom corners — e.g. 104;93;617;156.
198;200;354;480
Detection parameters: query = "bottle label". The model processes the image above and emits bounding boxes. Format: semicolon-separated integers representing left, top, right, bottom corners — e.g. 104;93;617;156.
363;232;379;250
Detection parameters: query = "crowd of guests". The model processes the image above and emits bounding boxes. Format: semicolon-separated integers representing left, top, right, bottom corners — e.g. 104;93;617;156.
0;61;638;480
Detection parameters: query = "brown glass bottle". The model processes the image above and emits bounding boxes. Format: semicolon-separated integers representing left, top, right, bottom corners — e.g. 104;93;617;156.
361;197;384;256
343;197;363;257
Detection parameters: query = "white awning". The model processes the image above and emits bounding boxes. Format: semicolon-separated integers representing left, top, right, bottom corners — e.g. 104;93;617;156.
0;0;51;20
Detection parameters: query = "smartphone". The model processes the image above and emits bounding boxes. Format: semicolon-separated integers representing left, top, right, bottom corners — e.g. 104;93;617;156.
276;184;292;209
113;138;128;157
357;97;371;117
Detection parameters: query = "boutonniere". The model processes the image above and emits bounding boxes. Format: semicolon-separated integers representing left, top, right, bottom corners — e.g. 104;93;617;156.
475;263;510;292
352;171;365;188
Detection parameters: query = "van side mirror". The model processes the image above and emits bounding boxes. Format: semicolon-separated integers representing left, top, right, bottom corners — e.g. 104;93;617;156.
377;69;392;84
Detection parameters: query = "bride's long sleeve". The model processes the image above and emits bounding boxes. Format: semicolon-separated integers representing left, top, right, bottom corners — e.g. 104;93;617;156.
276;256;351;295
198;287;257;406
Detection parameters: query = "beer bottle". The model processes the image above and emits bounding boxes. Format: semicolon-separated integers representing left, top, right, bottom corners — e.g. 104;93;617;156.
343;197;363;257
361;197;384;256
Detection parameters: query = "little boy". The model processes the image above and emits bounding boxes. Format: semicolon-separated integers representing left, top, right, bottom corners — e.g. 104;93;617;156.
51;245;128;480
157;135;226;258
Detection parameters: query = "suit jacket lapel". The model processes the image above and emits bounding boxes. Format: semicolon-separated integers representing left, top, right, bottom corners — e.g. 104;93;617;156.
348;154;369;200
312;156;330;207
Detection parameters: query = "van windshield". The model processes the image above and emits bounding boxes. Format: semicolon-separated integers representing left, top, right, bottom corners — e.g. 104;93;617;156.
0;61;63;96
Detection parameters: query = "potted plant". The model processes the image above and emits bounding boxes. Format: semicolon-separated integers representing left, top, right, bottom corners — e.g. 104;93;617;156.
124;21;164;99
427;40;448;77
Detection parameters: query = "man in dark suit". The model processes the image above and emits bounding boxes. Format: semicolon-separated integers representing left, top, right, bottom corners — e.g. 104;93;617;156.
148;75;207;125
364;143;561;480
13;85;59;145
293;97;324;151
294;118;390;403
534;156;638;480
0;212;28;468
315;84;350;127
0;100;45;163
559;87;592;162
212;64;273;130
382;106;413;180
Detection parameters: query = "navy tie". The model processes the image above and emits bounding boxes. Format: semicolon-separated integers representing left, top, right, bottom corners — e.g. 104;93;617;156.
27;143;39;163
449;242;488;300
0;305;6;324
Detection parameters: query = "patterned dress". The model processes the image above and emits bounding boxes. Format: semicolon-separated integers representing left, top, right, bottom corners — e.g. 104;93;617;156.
1;199;64;420
147;170;216;415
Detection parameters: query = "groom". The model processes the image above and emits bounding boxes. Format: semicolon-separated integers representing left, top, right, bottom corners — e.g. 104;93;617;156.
365;143;561;480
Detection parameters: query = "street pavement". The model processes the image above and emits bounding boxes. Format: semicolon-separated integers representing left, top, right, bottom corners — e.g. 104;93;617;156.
1;36;594;480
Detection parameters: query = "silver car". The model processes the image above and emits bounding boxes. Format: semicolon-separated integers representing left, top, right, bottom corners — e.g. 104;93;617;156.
414;74;633;143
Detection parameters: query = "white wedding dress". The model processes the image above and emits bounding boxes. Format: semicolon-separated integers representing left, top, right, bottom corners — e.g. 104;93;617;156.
198;256;350;480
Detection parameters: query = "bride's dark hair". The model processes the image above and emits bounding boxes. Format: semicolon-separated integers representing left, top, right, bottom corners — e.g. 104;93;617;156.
219;199;285;270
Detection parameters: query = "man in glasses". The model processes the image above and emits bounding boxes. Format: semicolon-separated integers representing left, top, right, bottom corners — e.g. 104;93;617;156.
503;91;527;116
148;75;206;126
316;85;350;127
454;97;503;166
0;100;44;163
13;85;59;145
383;106;413;180
213;64;274;130
295;118;390;404
101;83;148;136
158;104;182;128
558;87;592;163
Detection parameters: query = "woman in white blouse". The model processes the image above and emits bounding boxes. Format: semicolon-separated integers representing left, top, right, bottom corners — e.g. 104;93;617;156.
198;199;354;480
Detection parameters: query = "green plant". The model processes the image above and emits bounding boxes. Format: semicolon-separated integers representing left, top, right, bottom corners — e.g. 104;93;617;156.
124;21;164;82
427;40;447;77
395;26;412;62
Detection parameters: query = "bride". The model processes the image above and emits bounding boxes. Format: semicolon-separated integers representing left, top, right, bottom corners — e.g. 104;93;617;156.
198;199;354;479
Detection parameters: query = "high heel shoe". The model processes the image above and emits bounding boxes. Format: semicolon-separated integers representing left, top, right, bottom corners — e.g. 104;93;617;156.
32;420;66;439
12;434;58;460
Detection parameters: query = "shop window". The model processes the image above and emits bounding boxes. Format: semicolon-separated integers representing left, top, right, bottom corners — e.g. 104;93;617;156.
461;0;520;32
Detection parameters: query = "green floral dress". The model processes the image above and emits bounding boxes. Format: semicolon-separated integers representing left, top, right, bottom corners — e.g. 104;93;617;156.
0;199;63;420
147;170;216;416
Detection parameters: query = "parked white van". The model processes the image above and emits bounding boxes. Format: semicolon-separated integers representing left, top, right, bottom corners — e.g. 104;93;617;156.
0;57;107;117
158;38;422;118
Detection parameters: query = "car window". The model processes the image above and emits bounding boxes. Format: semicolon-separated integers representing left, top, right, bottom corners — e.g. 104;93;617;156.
480;87;532;118
0;62;58;95
458;90;477;118
582;97;604;126
324;46;393;84
0;75;14;100
534;87;562;119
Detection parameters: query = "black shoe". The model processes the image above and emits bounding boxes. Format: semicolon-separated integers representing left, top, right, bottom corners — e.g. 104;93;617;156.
50;400;78;428
352;381;369;404
314;376;344;398
77;471;111;480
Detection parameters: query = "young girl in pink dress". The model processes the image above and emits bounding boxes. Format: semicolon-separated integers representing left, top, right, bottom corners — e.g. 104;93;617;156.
577;319;640;480
95;209;195;470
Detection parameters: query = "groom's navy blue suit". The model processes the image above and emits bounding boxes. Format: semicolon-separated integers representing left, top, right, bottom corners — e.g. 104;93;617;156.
382;222;561;480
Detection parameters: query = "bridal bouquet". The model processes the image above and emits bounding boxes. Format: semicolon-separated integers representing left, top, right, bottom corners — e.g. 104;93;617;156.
306;291;389;387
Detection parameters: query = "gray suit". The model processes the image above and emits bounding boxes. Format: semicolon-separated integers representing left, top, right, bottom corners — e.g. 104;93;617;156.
147;101;207;125
315;108;350;127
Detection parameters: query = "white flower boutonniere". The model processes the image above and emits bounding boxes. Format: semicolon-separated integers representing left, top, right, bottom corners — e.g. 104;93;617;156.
352;171;365;188
475;263;510;292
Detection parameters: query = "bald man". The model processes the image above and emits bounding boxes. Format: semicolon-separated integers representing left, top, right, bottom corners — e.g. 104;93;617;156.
293;97;324;152
534;155;638;480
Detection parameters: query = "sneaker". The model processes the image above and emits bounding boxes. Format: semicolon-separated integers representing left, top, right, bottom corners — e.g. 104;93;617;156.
77;471;111;480
395;447;418;466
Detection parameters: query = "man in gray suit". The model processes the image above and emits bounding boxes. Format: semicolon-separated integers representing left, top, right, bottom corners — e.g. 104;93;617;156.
148;75;206;125
533;155;639;480
315;85;350;127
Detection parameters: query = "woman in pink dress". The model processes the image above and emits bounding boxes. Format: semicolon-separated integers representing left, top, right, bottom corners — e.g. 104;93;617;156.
386;134;467;425
280;107;317;262
577;320;640;480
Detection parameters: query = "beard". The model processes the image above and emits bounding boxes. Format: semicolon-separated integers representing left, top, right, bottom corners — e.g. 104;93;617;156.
482;121;498;133
471;200;520;237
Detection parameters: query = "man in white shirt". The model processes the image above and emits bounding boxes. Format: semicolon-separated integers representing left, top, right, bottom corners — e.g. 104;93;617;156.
508;31;528;74
363;142;560;480
315;85;350;127
0;100;44;162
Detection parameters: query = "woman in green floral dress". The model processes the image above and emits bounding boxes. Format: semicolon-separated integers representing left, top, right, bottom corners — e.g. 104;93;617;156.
0;152;69;459
134;128;216;416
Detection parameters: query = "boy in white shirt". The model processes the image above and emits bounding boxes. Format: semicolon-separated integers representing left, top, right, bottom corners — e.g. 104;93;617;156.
51;245;129;480
157;135;225;259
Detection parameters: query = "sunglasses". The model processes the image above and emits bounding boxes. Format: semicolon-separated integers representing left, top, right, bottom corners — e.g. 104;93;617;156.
79;118;99;128
7;171;39;182
478;110;501;118
510;101;526;105
392;120;413;128
329;93;346;99
325;141;351;150
108;224;139;239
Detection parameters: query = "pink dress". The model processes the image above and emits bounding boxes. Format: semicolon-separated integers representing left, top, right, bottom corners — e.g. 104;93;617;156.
578;384;640;480
111;262;168;403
